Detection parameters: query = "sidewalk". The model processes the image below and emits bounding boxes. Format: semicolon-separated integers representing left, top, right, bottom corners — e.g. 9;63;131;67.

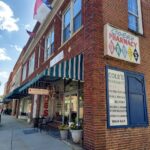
0;115;84;150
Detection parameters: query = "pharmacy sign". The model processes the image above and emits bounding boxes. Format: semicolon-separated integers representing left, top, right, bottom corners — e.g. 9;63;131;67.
104;24;140;64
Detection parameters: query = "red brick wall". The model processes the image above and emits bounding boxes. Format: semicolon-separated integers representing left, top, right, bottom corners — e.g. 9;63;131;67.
102;0;150;150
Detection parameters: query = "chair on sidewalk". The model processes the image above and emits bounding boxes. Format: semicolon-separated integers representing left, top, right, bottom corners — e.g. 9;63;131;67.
39;117;53;132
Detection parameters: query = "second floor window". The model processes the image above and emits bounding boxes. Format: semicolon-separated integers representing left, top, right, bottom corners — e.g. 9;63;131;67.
28;53;35;76
63;8;71;42
38;46;41;68
44;27;54;60
73;0;82;32
63;0;82;43
128;0;143;34
22;64;27;81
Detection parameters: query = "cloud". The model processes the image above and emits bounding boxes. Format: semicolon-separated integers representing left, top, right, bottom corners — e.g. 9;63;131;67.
10;45;22;52
0;71;9;79
0;1;19;32
24;24;31;30
0;71;9;95
0;48;12;61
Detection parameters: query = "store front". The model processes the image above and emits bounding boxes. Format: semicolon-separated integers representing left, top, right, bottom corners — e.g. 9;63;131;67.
18;96;32;122
37;80;84;127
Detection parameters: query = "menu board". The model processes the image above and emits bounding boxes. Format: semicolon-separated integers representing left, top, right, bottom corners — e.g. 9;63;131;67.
108;69;128;126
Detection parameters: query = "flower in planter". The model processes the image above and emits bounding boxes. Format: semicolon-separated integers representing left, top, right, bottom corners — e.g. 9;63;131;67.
70;123;82;130
58;124;69;130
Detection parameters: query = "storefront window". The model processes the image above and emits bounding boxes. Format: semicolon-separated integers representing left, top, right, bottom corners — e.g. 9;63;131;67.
63;89;83;125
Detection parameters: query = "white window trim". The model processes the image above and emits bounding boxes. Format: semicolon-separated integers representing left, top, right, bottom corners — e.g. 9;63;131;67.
137;0;143;34
61;0;82;44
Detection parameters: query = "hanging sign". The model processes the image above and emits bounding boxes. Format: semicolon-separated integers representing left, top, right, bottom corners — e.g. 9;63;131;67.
107;68;128;126
104;24;140;64
28;88;49;95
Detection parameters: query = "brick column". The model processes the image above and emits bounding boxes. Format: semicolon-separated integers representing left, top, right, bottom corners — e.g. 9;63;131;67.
83;0;106;149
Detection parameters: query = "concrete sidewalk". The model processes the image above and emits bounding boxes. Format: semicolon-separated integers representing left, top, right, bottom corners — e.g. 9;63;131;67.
0;115;83;150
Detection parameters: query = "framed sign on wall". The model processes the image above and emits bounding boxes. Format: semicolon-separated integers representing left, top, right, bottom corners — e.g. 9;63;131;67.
106;66;148;128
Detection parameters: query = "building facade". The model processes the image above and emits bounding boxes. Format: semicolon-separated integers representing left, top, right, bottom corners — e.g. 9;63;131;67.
4;0;150;149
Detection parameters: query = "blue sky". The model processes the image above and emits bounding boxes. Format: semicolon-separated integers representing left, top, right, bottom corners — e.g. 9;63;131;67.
0;0;36;95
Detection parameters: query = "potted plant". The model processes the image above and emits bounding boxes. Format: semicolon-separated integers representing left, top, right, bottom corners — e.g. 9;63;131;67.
58;124;69;140
70;123;83;143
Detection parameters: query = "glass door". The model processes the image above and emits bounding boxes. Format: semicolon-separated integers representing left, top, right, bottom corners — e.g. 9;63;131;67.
64;92;78;124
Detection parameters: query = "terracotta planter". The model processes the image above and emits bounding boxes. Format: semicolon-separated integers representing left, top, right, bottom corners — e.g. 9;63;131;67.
70;129;83;143
60;130;68;140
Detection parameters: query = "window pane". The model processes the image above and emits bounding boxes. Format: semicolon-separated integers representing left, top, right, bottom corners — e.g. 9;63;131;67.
51;42;54;53
128;75;148;125
128;14;138;31
64;8;71;27
73;13;82;32
63;24;70;42
28;53;35;75
22;64;27;81
73;0;82;17
128;0;138;15
51;30;54;44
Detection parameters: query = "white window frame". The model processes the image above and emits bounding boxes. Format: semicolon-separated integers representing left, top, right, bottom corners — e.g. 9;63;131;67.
62;0;82;43
28;52;35;76
22;64;27;81
44;27;54;61
128;0;143;34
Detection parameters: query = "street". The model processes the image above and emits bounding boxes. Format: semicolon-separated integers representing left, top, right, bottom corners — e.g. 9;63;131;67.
0;115;83;150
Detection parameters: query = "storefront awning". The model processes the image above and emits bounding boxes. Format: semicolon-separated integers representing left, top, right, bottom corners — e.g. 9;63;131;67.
4;54;84;101
3;84;27;102
3;69;49;102
18;69;48;93
49;53;84;81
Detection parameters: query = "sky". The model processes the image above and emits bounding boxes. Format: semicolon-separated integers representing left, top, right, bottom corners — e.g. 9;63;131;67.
0;0;36;95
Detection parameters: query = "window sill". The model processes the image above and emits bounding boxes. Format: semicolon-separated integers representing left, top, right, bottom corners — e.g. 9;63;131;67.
128;28;144;37
60;25;83;49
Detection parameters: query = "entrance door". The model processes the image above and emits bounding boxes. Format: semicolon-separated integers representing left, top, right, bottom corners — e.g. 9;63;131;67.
64;92;78;124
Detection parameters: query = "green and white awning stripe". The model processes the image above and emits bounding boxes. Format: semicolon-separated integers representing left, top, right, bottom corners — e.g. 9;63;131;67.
19;69;48;93
49;54;84;81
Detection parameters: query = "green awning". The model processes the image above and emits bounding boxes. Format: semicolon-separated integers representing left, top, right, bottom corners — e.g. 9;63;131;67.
3;84;26;102
3;54;84;101
50;53;84;81
18;69;48;93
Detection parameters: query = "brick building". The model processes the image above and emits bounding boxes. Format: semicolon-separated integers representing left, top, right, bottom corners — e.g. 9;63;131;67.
4;0;150;149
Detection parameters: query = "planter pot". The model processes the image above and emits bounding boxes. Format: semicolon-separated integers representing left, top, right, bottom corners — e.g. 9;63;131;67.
60;130;68;140
70;130;83;143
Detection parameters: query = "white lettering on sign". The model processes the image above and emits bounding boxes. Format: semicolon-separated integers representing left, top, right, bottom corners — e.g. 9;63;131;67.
104;24;140;64
108;69;128;126
50;51;64;67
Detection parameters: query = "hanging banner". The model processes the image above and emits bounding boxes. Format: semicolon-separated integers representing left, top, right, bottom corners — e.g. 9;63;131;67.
107;68;128;126
104;24;140;64
43;95;49;117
